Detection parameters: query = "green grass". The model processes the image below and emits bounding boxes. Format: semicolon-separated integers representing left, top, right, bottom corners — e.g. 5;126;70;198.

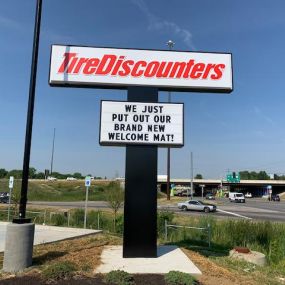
0;179;110;201
42;261;77;280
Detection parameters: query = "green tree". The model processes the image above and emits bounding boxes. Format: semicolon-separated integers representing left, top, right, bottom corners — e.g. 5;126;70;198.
257;171;270;180
105;182;124;232
0;168;8;178
29;167;37;179
7;169;22;179
73;172;83;179
195;174;203;179
35;172;45;179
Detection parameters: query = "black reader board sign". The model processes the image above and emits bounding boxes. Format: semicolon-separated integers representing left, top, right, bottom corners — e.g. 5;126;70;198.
99;100;184;147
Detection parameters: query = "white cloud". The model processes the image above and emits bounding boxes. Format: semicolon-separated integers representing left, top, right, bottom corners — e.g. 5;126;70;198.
253;106;274;125
131;0;195;50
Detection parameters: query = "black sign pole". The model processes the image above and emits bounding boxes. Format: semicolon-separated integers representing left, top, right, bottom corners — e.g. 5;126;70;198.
123;86;158;258
13;0;42;223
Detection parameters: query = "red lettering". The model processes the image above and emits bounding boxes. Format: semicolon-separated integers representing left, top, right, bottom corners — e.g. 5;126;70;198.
190;63;205;79
144;61;160;77
57;52;226;82
169;62;187;78
111;56;125;75
118;60;134;76
131;61;147;77
156;62;173;78
202;64;216;79
183;60;195;78
96;54;117;75
58;53;77;73
73;58;89;74
211;64;225;79
83;58;99;74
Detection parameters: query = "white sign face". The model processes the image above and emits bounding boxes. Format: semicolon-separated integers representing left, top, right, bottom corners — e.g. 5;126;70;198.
85;176;91;187
9;176;14;189
100;101;184;147
49;45;233;92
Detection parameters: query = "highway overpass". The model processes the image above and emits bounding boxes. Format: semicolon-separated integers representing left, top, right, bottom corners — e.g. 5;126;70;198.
157;178;285;197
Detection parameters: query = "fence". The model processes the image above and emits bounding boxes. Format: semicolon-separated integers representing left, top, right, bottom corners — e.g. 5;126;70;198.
0;208;46;223
164;220;212;248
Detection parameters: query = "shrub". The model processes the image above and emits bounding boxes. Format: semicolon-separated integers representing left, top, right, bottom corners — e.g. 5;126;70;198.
71;209;85;227
50;213;66;226
157;211;174;236
164;271;197;285
103;270;134;285
42;261;77;280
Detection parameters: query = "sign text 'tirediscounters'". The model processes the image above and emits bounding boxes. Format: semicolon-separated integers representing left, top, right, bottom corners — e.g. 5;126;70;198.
49;45;233;92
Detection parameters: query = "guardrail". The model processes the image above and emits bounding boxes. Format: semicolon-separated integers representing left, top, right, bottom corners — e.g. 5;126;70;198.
164;220;211;248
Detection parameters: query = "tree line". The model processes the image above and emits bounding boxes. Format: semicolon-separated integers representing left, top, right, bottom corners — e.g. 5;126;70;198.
239;170;285;180
0;168;103;180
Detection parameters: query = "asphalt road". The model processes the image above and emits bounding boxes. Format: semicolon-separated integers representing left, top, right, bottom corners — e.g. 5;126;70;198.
28;198;285;222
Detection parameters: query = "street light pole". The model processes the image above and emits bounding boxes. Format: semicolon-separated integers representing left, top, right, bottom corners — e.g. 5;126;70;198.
190;151;193;199
50;128;56;176
166;40;175;201
14;0;42;223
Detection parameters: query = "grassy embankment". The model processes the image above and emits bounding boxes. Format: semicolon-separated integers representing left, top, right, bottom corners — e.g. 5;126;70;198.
0;179;111;201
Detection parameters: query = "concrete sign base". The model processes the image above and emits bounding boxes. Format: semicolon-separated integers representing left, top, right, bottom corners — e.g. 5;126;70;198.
3;223;35;272
95;245;202;275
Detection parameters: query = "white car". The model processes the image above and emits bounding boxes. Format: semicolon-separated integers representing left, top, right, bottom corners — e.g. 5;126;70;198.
66;177;77;181
47;176;57;181
245;192;252;198
178;200;217;213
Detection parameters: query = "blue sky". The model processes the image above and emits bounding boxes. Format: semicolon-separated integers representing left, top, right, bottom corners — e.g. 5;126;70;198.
1;0;285;178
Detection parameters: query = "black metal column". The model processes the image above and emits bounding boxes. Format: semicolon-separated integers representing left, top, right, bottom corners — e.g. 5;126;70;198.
123;86;158;258
13;0;42;223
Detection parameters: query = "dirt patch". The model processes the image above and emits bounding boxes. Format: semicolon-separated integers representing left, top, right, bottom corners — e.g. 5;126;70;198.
0;274;168;285
182;248;257;285
33;234;121;271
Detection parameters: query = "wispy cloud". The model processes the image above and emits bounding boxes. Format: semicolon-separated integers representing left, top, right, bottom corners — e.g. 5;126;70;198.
131;0;195;50
253;106;274;125
0;15;24;31
0;14;74;43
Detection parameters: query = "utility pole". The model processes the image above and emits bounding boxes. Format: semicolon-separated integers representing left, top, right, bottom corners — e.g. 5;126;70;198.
50;128;56;176
190;151;193;199
166;40;175;200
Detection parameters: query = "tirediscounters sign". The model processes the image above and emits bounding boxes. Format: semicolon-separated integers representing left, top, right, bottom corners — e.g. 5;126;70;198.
49;45;233;93
99;101;184;147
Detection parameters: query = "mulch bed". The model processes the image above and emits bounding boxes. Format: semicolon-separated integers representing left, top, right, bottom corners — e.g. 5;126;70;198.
0;274;167;285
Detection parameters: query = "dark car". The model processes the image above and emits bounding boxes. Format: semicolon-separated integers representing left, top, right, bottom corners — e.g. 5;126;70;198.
0;196;9;203
205;193;215;200
271;194;280;202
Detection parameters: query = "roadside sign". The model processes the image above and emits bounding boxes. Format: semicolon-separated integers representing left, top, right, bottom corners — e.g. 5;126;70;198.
100;101;184;147
9;176;14;189
49;45;233;93
85;176;91;187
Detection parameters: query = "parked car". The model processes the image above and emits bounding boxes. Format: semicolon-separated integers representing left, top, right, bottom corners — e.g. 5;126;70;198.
0;192;8;198
271;194;280;202
229;192;245;203
205;193;215;200
47;176;57;181
178;200;217;213
66;177;77;181
245;192;252;198
0;196;9;203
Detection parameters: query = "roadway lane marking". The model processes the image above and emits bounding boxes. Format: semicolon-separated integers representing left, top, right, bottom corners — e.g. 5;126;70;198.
217;209;252;220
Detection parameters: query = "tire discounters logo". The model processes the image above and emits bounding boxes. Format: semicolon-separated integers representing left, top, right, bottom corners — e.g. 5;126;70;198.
49;45;233;92
100;101;184;147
